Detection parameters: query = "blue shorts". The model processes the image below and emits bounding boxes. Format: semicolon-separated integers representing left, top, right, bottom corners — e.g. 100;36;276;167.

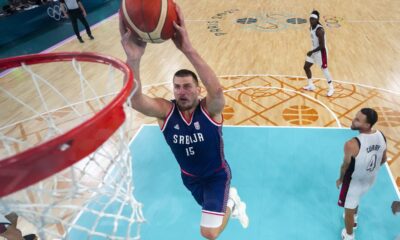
181;165;232;214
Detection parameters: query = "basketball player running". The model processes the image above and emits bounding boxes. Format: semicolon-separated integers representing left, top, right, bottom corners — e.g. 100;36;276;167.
303;10;335;97
336;108;387;240
119;5;248;240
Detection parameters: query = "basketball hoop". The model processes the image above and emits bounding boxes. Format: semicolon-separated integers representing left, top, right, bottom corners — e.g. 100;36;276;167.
0;52;144;239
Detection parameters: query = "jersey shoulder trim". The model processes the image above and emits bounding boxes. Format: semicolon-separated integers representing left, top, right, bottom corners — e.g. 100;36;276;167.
160;102;175;132
200;99;223;126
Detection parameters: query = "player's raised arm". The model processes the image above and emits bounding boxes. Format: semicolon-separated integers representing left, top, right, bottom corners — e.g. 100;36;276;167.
172;5;225;118
120;16;172;119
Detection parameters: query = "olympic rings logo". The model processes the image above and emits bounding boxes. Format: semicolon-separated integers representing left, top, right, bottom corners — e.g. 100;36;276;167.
47;3;65;21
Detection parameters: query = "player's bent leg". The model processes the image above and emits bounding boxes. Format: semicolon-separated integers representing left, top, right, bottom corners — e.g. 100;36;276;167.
342;207;356;239
201;228;219;240
200;210;230;240
303;61;313;78
321;67;334;96
303;61;316;91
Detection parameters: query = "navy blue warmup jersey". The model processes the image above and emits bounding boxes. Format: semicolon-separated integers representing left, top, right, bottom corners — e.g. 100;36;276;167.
161;99;227;177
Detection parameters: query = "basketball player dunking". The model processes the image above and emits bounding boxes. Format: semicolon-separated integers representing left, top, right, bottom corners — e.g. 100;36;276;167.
119;5;249;240
303;10;335;97
336;108;387;240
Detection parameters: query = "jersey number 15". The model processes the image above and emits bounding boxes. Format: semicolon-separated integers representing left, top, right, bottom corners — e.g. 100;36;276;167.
186;147;195;156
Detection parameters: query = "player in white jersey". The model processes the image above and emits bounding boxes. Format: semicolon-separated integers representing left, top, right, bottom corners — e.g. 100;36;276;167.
336;108;387;240
303;10;335;97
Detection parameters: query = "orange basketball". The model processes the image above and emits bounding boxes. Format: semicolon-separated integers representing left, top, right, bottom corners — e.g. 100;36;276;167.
120;0;178;43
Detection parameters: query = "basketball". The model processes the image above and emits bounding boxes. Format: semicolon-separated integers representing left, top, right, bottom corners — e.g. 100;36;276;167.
120;0;178;43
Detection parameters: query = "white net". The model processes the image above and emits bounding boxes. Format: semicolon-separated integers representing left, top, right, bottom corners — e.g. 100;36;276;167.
0;55;144;239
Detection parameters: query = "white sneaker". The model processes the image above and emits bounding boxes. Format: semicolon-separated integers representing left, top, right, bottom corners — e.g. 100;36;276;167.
303;84;316;91
327;87;335;97
341;228;355;240
229;187;249;228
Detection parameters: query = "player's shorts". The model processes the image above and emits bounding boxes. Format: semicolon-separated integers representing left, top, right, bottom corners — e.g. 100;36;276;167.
181;164;231;228
306;48;328;69
338;178;373;209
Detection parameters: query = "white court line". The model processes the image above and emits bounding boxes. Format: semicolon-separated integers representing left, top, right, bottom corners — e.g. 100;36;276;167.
0;13;120;78
217;74;400;95
347;20;400;23
136;124;400;197
2;72;395;130
385;163;400;199
223;86;342;127
42;12;119;54
139;123;345;130
224;125;345;129
143;83;342;127
128;125;145;146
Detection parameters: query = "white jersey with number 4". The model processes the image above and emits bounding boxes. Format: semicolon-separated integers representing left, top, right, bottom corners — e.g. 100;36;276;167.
352;130;386;184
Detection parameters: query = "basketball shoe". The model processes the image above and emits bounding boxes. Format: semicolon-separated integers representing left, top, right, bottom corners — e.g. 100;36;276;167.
341;228;355;240
229;187;249;228
303;84;316;91
327;86;335;97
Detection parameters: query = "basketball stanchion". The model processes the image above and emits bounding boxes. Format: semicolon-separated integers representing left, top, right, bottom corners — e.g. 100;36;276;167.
0;52;144;239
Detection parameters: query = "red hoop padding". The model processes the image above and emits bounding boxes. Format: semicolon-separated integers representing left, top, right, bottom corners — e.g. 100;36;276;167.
0;52;133;197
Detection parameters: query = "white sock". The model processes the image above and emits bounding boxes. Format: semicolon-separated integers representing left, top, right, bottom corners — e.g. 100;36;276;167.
227;198;235;211
308;78;313;86
322;68;333;87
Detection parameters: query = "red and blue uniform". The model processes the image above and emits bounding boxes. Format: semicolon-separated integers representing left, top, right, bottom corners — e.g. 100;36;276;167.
161;99;231;215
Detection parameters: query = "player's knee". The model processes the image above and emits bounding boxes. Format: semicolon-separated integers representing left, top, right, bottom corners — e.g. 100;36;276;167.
201;227;220;240
303;64;310;71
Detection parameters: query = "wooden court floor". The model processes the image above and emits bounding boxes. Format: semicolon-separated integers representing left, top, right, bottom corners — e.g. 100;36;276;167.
1;0;400;213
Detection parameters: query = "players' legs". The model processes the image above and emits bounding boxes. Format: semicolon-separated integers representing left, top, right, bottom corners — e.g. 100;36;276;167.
199;169;231;239
77;12;94;39
200;208;231;240
200;188;248;239
322;67;334;96
303;60;315;90
69;12;83;43
181;173;204;206
344;207;357;235
340;181;369;240
318;49;334;96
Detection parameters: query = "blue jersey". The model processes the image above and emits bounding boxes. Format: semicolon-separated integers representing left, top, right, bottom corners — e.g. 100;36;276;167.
161;99;228;177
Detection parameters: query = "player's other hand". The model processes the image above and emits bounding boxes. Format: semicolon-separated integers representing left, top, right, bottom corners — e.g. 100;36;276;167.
391;201;400;215
119;14;147;62
336;179;342;189
172;4;193;54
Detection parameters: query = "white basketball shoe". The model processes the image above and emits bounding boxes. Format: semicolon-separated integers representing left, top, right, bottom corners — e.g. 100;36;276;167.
303;84;316;91
229;187;249;228
341;228;355;240
327;86;335;97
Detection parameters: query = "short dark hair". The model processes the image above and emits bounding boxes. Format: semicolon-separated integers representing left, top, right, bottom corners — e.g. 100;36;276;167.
360;108;378;128
174;69;199;86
